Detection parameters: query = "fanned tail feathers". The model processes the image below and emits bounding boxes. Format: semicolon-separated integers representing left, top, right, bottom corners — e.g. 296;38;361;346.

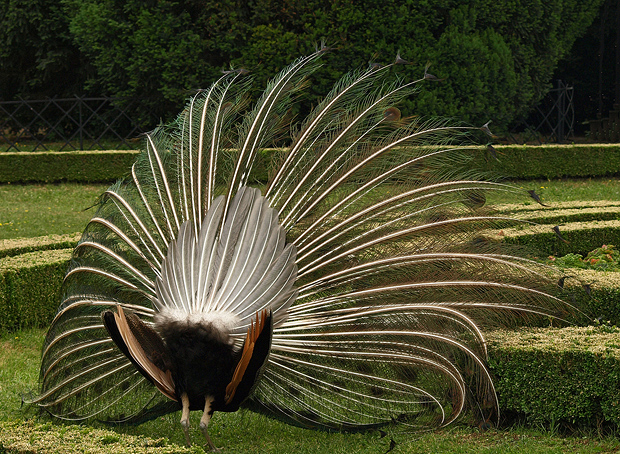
33;49;574;436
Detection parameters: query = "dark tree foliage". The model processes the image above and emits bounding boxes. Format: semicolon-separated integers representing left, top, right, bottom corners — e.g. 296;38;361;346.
0;0;86;100
61;0;250;124
2;0;604;131
235;0;602;130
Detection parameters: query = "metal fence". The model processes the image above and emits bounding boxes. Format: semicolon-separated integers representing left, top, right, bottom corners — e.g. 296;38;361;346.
510;80;575;144
0;96;155;151
3;85;576;151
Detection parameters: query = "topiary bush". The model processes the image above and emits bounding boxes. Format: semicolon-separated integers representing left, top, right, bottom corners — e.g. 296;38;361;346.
488;326;620;428
0;249;71;333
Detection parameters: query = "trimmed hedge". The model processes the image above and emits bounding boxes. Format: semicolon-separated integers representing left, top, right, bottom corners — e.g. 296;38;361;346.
517;207;620;225
496;201;620;225
2;224;620;332
2;144;620;184
1;207;619;332
472;144;620;180
487;326;620;428
0;233;81;259
496;200;620;215
2;244;619;330
0;149;282;184
562;268;620;327
0;249;71;333
0;150;138;183
499;220;620;257
492;201;620;265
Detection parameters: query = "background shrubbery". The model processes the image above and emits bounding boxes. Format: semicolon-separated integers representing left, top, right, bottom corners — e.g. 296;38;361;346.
0;0;603;131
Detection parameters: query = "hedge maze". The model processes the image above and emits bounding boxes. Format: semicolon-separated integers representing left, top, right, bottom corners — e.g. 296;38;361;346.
1;145;620;431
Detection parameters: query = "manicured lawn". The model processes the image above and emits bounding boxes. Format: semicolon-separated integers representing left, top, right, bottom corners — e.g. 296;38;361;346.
487;177;620;205
1;178;619;241
2;332;620;453
0;183;108;240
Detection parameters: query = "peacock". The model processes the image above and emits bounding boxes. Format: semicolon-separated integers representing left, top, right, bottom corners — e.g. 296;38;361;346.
31;47;573;450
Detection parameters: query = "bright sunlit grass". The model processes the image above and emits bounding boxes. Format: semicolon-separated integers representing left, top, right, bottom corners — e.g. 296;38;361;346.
487;177;620;205
2;176;620;451
0;183;108;240
0;178;619;241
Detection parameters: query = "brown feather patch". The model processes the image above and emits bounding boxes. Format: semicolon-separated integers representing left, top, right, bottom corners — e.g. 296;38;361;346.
114;306;177;401
225;309;268;404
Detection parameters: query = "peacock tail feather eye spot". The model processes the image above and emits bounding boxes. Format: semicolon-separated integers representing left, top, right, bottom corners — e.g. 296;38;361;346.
369;386;384;397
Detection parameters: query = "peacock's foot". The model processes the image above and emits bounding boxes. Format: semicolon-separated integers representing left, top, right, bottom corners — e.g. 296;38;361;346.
200;396;219;452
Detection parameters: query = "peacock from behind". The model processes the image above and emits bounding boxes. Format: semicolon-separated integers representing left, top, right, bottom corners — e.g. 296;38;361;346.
31;48;572;450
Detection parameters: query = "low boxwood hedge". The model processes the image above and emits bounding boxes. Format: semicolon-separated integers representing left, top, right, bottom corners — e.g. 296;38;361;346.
561;268;620;327
0;150;138;184
496;200;620;216
0;149;280;184
487;326;620;429
472;144;620;180
2;233;620;331
0;249;71;333
503;205;620;225
0;233;81;259
498;220;620;257
2;144;620;184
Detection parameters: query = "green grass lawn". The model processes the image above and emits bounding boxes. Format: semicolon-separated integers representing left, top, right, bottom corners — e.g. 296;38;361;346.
1;178;619;241
0;183;108;240
2;177;620;452
493;177;620;205
2;329;619;454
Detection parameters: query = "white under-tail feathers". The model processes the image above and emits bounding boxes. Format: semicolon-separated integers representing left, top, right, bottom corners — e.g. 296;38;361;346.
154;187;297;333
32;48;577;437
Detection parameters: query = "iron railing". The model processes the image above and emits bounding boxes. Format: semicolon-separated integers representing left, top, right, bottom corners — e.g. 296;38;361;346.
3;85;576;150
510;80;575;144
0;96;156;151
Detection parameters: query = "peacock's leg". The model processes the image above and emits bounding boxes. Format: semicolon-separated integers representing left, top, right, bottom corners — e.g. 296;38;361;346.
200;396;219;452
180;393;192;447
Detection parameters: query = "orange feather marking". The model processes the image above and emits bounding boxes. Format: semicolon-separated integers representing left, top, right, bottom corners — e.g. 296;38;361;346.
225;309;268;404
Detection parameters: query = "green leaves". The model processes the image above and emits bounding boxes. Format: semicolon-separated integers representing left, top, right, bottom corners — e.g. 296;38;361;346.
1;0;604;134
0;0;81;98
549;244;620;271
